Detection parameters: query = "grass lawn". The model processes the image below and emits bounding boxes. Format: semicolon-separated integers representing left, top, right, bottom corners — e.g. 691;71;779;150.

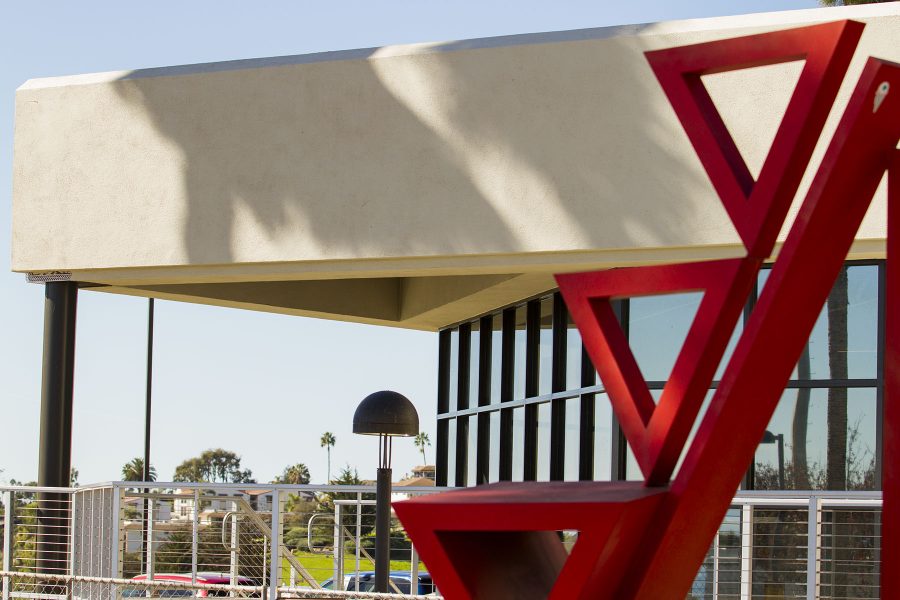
281;550;427;585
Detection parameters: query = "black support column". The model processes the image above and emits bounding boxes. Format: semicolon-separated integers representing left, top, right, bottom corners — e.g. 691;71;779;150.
37;281;78;576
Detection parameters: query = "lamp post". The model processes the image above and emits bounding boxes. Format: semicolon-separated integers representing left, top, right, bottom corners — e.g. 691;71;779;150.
761;430;785;489
353;391;419;593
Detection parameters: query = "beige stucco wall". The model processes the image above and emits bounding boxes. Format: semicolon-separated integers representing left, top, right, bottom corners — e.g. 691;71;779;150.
11;4;899;329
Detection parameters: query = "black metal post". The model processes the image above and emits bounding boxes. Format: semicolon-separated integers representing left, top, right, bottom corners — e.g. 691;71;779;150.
142;298;154;573
37;281;78;577
375;465;392;593
143;298;154;481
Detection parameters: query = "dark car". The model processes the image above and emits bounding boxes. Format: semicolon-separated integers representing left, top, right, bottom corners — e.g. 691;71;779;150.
322;571;435;595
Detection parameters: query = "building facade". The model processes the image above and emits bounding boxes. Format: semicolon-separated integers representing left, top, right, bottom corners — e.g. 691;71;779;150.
436;261;884;490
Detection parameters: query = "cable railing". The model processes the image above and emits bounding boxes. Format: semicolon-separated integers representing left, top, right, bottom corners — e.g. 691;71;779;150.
0;483;882;599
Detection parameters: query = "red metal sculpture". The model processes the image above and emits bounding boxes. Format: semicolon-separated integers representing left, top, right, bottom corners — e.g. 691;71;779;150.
395;20;900;599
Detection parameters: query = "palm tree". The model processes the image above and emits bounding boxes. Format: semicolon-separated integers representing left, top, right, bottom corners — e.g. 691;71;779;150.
320;432;336;482
414;432;431;466
274;463;311;485
122;457;156;482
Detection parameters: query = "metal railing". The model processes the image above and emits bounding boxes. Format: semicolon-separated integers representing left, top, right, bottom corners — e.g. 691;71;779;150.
0;483;882;599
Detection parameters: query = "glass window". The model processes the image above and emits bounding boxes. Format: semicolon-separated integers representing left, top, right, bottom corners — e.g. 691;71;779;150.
446;418;456;486
490;315;503;404
625;445;642;482
629;292;702;384
754;388;877;491
566;311;584;390
672;390;715;479
514;307;528;400
594;394;613;481
469;321;480;407
467;416;479;487
715;315;743;381
537;402;551;481
489;411;501;482
539;297;554;396
448;328;459;410
564;397;581;481
760;265;879;381
512;407;525;482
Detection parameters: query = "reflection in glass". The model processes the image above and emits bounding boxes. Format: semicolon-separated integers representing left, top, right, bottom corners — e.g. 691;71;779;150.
537;403;551;480
512;407;525;482
629;292;701;383
448;328;459;411
489;411;500;481
755;388;877;491
566;312;583;390
594;395;612;481
514;307;528;400
564;397;580;481
766;265;878;380
467;416;478;487
446;418;456;486
539;297;554;396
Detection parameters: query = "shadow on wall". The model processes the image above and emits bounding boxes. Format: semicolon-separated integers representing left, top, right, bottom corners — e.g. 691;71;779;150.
111;29;708;267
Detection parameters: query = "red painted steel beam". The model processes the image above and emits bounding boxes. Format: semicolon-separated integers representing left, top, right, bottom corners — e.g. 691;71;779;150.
646;20;862;258
621;58;900;600
557;258;759;485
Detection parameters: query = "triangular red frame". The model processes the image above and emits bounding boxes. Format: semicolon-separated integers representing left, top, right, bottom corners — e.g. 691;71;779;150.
556;258;758;485
645;20;862;258
393;482;666;600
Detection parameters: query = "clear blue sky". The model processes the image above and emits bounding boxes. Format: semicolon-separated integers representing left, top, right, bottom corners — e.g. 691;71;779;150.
0;0;819;485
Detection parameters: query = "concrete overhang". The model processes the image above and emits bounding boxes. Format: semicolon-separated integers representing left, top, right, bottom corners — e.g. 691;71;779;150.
12;4;899;330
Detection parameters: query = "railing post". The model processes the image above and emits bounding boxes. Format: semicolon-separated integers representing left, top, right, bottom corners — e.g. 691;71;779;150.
740;503;752;600
229;501;240;587
712;525;720;600
110;485;124;579
333;503;343;589
108;485;125;600
191;490;199;585
411;544;420;596
268;491;283;600
355;493;362;592
145;497;155;583
2;490;14;600
806;496;821;600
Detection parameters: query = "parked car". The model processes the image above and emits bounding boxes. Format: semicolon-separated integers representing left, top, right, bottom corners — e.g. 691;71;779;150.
122;572;260;597
322;571;435;595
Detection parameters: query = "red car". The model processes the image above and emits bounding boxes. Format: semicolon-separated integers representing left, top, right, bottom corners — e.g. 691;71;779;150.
124;573;261;597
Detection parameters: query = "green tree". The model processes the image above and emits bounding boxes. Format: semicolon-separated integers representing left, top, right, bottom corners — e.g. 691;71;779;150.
414;432;431;465
172;449;254;483
121;457;157;482
273;463;311;485
320;432;336;483
316;465;376;540
70;467;79;487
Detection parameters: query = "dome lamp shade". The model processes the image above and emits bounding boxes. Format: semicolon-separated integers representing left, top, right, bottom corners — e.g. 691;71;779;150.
353;390;419;437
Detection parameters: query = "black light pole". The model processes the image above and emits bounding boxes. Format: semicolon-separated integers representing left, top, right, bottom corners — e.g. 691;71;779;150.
143;298;154;481
353;391;419;593
142;298;154;573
